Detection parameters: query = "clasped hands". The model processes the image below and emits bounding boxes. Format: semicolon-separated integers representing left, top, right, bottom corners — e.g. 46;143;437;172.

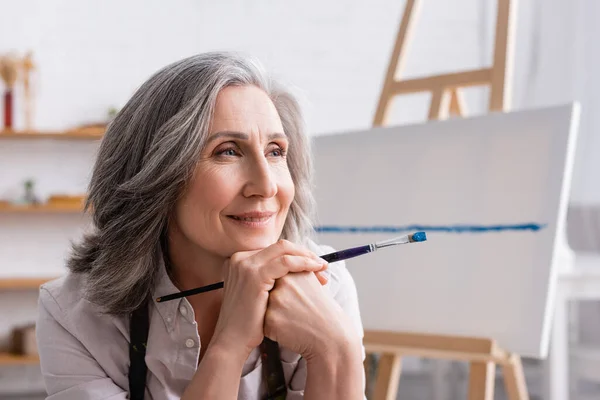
209;239;360;362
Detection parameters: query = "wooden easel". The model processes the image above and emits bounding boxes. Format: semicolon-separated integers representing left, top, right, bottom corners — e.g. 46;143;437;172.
367;1;527;399
373;0;515;125
365;331;528;400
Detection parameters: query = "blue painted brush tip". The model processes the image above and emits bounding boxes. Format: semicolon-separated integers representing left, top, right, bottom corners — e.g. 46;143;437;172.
411;231;427;242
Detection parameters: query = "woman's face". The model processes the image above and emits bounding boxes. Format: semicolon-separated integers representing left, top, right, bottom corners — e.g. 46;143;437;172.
172;85;295;258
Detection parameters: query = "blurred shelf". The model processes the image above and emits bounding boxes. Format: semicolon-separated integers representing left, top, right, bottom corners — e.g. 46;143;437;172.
0;278;55;290
0;202;85;214
0;353;39;365
0;129;103;140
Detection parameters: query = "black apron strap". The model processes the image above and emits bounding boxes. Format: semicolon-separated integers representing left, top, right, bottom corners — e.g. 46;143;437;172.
129;301;150;400
128;302;286;400
261;337;288;399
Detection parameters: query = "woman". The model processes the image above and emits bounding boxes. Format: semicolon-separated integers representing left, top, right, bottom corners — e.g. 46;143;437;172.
36;52;366;399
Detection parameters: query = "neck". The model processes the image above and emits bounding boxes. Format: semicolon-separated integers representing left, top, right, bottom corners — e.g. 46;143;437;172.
165;226;225;293
164;223;224;346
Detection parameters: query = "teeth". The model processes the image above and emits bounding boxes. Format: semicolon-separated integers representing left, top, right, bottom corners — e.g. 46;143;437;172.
231;216;270;221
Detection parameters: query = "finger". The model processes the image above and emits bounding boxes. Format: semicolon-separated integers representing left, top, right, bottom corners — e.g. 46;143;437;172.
265;254;328;282
249;239;320;268
315;271;328;285
229;240;329;287
235;240;324;278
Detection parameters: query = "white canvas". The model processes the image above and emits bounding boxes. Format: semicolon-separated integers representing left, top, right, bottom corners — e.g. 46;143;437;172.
312;104;580;358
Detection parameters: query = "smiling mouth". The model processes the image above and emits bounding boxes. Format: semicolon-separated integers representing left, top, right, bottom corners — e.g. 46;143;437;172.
227;215;273;222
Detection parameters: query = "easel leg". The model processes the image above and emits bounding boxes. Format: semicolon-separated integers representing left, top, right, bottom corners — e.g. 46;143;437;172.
489;0;516;112
372;0;421;126
503;355;530;400
428;89;451;120
372;354;402;400
468;361;496;400
449;88;467;117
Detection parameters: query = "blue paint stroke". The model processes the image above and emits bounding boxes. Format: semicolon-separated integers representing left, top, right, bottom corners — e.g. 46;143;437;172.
315;223;546;234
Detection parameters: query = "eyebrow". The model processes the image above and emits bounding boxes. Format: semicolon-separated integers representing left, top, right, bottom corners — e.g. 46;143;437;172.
206;131;287;145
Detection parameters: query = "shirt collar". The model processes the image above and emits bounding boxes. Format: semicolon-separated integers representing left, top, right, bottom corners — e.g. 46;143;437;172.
152;254;184;332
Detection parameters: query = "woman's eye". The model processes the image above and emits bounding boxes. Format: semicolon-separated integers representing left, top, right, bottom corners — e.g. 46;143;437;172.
216;147;238;157
268;146;287;158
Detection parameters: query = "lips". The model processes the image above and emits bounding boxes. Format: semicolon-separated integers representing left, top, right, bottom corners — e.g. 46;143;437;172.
227;211;276;222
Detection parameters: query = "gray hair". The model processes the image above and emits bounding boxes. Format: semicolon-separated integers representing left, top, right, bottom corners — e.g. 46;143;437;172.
68;52;316;315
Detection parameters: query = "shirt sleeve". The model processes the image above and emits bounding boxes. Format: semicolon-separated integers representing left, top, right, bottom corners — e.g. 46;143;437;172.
36;287;129;400
287;244;367;399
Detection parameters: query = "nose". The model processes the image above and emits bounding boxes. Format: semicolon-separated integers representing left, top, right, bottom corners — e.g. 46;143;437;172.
242;157;278;199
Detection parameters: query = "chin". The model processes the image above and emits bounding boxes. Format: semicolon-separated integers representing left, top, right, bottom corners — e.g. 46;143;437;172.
229;235;280;253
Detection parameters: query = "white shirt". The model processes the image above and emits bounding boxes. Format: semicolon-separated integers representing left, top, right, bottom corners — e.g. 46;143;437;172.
36;242;366;399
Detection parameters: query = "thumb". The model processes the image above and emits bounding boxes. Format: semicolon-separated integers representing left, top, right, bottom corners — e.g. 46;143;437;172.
263;311;279;343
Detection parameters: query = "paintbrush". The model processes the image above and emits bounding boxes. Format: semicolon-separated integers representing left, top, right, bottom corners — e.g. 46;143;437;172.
155;231;427;303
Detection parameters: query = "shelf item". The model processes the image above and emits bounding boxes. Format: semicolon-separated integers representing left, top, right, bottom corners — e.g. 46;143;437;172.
10;324;37;358
3;89;13;129
0;128;103;140
0;55;18;130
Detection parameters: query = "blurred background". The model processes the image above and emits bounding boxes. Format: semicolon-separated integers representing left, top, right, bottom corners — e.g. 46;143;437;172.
0;0;599;399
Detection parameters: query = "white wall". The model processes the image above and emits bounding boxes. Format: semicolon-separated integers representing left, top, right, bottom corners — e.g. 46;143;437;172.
1;0;493;134
508;0;600;206
0;0;595;396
